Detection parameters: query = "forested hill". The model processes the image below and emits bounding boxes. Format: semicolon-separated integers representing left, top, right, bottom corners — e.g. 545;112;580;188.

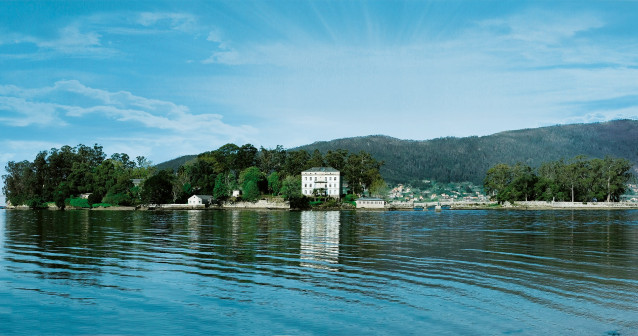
294;119;638;184
155;154;197;172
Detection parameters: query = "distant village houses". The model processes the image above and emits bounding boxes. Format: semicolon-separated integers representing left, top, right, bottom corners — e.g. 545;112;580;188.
302;167;342;198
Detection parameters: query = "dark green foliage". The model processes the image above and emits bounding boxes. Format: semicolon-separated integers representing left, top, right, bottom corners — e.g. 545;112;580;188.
280;175;302;200
213;173;229;200
288;196;310;209
283;150;311;176
242;180;260;201
3;160;36;206
102;192;132;206
239;166;265;202
154;155;198;172
140;170;175;204
484;156;632;203
4;141;385;206
295;120;638;184
158;143;384;198
26;197;47;209
308;149;325;167
2;143;153;207
267;172;281;195
258;145;286;174
344;194;357;206
88;192;103;205
66;197;91;208
236;144;258;171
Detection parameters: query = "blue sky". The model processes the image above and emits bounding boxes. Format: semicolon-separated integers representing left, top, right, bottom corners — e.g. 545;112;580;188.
2;1;638;203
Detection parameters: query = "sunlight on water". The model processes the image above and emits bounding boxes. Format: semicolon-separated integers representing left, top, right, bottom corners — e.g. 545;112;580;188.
0;209;637;335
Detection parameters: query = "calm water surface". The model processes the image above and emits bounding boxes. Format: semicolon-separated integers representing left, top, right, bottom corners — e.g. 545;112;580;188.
0;209;637;335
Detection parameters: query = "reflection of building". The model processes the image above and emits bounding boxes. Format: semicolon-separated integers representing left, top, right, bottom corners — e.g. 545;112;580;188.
187;210;202;244
300;211;340;270
301;167;342;198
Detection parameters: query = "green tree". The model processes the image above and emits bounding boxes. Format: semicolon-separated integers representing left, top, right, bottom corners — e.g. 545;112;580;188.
368;178;388;198
563;155;589;202
536;160;566;201
213;173;229;201
508;163;537;201
324;149;348;172
343;151;383;195
236;144;258;171
283;150;310;177
239;166;264;201
141;170;175;204
280;175;302;200
601;156;632;202
3;160;36;206
483;163;512;202
258;145;286;174
267;171;282;195
308;149;325;167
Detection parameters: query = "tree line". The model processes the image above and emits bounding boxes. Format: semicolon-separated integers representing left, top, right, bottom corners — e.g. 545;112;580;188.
2;143;384;208
2;144;154;209
171;144;384;204
483;156;634;203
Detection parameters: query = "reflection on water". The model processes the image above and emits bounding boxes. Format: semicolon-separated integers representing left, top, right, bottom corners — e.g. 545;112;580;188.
1;209;637;335
300;211;340;270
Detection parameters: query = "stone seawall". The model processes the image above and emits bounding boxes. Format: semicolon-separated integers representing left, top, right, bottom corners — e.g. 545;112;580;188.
507;201;638;209
222;200;290;209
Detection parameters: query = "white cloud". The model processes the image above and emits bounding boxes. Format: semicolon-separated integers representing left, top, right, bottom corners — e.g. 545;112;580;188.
0;80;257;143
39;25;102;51
0;11;200;60
0;24;116;58
192;8;638;142
0;96;67;127
137;12;197;32
479;10;604;45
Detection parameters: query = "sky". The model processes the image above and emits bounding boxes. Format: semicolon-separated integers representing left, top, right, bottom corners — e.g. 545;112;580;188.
2;0;638;204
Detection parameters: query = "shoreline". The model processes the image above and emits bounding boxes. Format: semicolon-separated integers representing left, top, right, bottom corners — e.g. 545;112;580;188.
4;202;638;211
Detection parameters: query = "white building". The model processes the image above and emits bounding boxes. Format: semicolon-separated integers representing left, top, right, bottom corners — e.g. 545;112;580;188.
301;167;342;198
355;197;386;209
188;195;213;206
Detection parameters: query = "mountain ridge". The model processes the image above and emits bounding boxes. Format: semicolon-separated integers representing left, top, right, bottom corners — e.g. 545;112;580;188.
293;119;638;184
156;119;638;184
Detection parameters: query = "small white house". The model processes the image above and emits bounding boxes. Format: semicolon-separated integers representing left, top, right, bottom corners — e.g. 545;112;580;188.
188;195;213;206
355;197;386;209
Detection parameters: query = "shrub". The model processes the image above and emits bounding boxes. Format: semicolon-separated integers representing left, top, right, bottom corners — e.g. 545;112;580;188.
289;196;310;210
26;197;47;209
91;203;112;208
103;192;132;206
66;197;91;208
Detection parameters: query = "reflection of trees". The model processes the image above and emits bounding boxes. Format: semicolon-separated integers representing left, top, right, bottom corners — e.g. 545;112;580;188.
5;210;115;287
4;208;636;313
300;211;340;270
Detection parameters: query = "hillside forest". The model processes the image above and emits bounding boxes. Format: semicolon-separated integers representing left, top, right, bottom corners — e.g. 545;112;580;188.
2;143;384;209
296;119;638;185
